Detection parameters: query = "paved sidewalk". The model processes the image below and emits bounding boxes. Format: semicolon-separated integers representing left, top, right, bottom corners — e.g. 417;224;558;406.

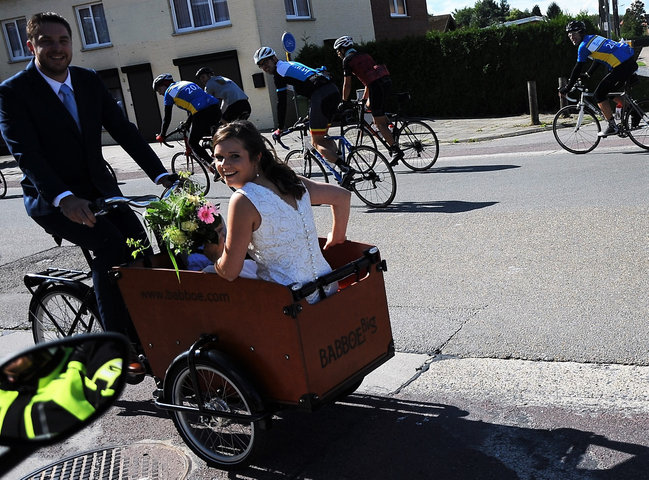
0;113;555;187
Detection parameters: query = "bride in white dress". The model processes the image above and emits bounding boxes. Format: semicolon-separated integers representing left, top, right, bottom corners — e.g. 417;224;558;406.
205;121;351;303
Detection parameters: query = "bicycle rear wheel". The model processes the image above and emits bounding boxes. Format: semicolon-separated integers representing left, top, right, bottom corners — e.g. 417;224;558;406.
171;152;211;195
624;99;649;150
347;146;396;207
396;120;440;170
30;283;103;344
552;105;601;154
0;170;6;199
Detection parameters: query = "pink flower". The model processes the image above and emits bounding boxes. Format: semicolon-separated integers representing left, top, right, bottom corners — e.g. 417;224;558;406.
197;204;216;224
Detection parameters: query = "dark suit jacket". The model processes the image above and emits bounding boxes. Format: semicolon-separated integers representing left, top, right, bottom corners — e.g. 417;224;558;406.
0;61;166;216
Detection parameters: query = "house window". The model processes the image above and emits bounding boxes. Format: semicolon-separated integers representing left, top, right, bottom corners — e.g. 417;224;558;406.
75;3;111;49
389;0;408;16
171;0;231;32
2;17;31;61
284;0;311;19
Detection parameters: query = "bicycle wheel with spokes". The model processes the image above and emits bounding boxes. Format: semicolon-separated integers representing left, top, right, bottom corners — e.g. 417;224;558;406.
624;99;649;150
284;149;308;176
552;105;601;154
30;283;103;344
171;152;211;195
396;120;440;170
347;146;396;207
165;353;265;470
341;125;378;150
0;170;6;199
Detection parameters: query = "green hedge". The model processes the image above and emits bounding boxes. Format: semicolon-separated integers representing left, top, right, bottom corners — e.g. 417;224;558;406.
296;17;648;117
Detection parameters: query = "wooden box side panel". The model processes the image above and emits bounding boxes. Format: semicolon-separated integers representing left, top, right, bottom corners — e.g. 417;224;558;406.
116;266;311;401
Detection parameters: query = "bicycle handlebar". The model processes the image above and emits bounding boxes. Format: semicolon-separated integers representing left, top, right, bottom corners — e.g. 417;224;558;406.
90;180;181;215
158;121;189;148
272;117;309;150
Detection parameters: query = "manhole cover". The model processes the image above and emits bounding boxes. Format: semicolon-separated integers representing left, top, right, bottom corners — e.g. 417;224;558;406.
21;441;191;479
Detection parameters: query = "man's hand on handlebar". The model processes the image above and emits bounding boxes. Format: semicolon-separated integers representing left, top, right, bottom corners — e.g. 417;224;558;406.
159;173;179;189
60;195;97;228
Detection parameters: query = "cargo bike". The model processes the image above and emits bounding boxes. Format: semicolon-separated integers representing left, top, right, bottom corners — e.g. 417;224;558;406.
112;239;394;469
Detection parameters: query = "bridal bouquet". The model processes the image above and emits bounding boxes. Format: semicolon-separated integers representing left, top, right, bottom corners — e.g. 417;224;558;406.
128;189;222;277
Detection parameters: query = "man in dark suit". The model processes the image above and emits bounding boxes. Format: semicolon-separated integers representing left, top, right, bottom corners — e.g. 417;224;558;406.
0;12;173;367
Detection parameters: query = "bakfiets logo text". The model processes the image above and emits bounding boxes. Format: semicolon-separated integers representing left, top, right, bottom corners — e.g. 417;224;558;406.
319;317;377;368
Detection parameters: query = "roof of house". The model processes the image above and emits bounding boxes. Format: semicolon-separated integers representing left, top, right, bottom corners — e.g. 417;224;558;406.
429;14;456;32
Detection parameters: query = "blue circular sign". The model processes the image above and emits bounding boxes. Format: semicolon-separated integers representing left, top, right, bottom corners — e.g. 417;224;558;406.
282;32;296;53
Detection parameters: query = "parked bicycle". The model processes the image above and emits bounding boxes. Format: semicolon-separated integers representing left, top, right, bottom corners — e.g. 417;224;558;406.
553;76;649;154
342;92;440;171
274;118;397;208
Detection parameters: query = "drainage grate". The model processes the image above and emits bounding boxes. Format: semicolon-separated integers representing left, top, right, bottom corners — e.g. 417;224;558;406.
21;442;191;480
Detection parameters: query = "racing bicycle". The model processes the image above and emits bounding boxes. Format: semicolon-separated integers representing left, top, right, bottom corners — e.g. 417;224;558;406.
342;92;440;171
275;119;397;208
553;76;649;154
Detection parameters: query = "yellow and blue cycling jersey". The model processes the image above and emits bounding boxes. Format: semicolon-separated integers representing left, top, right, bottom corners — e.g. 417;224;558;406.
577;35;634;69
163;81;220;115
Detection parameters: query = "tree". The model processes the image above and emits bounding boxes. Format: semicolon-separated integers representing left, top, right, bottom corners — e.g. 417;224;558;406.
620;0;647;37
546;2;562;19
454;6;475;28
507;8;531;21
531;5;542;16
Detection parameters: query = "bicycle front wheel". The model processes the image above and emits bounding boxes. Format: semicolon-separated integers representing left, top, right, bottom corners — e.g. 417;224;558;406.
552;105;601;154
348;146;396;207
171;152;211;195
284;149;308;176
166;354;265;469
341;125;378;150
30;283;103;344
624;99;649;150
396;120;440;170
0;170;6;199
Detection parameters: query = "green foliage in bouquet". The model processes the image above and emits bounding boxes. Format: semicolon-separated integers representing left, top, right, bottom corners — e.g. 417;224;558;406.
127;189;222;280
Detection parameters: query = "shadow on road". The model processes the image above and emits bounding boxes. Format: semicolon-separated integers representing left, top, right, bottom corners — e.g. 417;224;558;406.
363;200;498;214
401;164;521;174
234;395;649;479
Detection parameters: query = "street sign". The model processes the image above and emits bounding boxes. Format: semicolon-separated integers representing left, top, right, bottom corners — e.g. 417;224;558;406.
282;32;296;53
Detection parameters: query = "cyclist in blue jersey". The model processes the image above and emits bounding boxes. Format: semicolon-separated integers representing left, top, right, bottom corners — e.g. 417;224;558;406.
153;73;222;166
253;47;347;173
559;21;638;137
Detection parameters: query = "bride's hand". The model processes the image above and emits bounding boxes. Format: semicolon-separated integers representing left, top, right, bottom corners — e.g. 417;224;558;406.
204;224;226;262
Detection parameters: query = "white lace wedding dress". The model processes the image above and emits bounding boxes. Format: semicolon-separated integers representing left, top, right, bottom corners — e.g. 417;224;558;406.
236;181;337;303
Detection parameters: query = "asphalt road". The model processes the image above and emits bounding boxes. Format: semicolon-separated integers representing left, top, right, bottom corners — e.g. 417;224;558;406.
1;130;648;479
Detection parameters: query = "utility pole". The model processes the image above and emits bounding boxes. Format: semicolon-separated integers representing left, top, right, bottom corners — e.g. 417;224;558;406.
612;0;620;37
599;0;611;37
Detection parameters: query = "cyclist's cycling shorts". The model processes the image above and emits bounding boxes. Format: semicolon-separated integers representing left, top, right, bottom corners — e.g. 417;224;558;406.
594;58;638;102
309;83;341;136
367;76;392;117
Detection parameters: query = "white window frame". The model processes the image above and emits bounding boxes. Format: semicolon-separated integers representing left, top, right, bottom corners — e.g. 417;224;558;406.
2;17;31;61
170;0;231;33
75;3;112;49
284;0;312;20
389;0;408;17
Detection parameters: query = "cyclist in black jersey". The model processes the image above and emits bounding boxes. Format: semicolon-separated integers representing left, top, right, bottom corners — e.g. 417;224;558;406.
334;36;403;165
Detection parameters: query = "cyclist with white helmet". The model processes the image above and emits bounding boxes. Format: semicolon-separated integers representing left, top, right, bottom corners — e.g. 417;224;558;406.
334;35;403;165
253;46;346;172
153;73;222;166
195;67;252;122
559;20;638;137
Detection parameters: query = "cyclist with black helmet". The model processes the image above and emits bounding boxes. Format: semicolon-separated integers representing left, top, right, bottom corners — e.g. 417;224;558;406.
334;35;403;165
195;67;252;122
559;20;638;137
153;73;222;167
253;46;347;172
